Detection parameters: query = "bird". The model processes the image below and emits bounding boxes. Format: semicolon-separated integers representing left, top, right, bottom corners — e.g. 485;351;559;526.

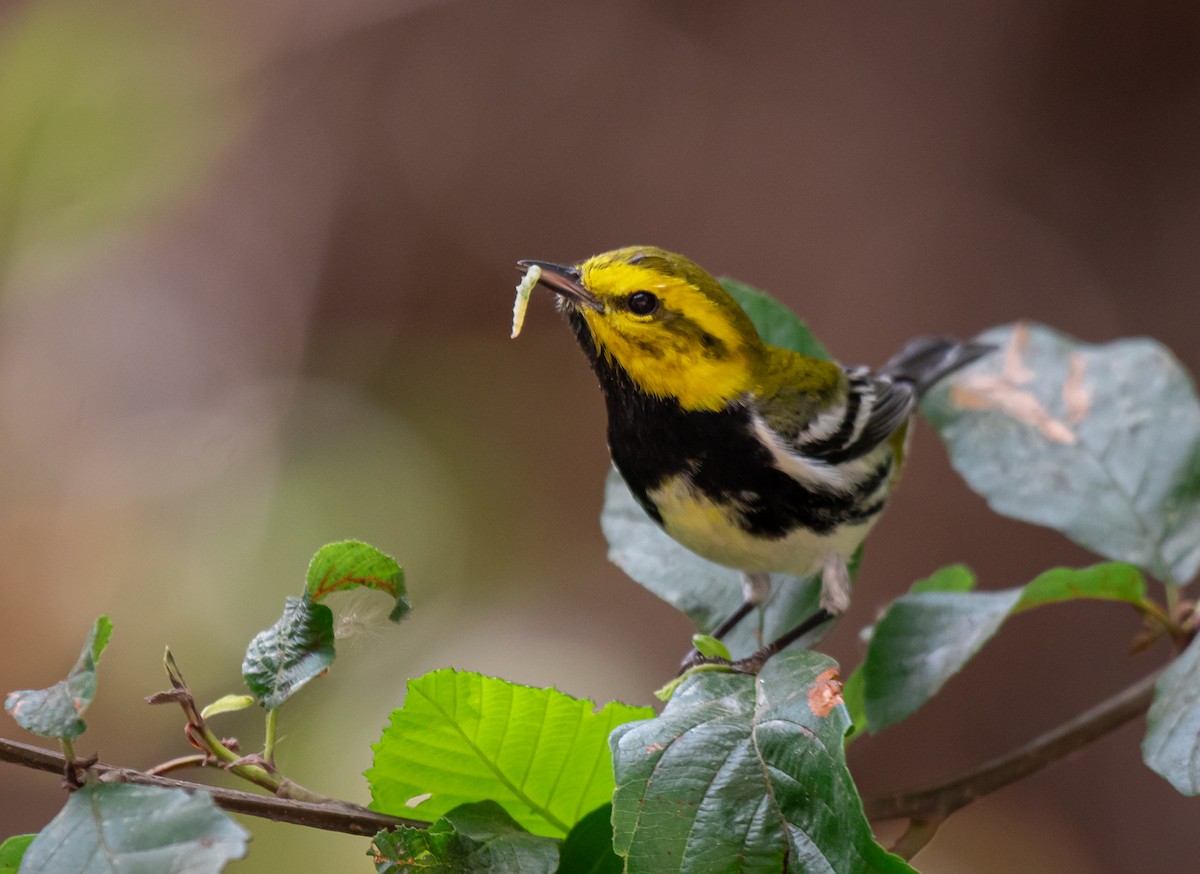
515;246;992;666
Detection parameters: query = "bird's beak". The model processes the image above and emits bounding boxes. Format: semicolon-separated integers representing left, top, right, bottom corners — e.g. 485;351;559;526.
516;260;602;311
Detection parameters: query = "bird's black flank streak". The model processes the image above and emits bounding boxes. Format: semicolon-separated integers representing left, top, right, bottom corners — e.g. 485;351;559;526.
566;310;883;537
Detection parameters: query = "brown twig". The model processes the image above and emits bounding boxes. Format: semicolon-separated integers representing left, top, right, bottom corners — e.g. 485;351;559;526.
0;736;421;836
147;649;340;804
146;754;217;777
864;671;1160;856
2;670;1164;847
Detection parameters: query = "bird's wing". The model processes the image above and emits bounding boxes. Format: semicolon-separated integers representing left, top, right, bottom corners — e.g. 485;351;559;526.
795;368;915;464
756;337;994;467
753;349;914;467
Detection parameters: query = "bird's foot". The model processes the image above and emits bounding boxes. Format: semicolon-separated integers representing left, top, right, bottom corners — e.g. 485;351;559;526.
676;646;776;677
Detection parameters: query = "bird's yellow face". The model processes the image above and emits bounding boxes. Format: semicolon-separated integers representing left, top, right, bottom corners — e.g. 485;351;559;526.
528;247;767;412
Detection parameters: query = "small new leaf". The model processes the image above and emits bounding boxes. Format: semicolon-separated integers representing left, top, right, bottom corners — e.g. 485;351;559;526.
5;615;112;740
368;670;652;838
923;322;1200;585
864;563;1148;732
18;784;247;873
200;694;256;720
242;596;335;710
306;540;410;622
611;650;914;874
371;801;559;874
690;634;731;661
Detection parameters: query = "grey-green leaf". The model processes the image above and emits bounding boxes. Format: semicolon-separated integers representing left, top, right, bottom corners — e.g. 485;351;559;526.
610;650;914;874
242;595;335;710
864;588;1019;733
601;470;826;659
18;784;248;873
922;322;1200;585
1144;634;1200;795
5;615;112;740
864;563;1148;733
371;801;560;873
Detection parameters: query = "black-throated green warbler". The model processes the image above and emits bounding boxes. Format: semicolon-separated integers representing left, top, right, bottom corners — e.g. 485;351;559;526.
515;246;991;663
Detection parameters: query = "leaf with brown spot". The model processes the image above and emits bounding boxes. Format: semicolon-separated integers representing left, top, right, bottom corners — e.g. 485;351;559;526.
611;650;914;873
807;668;844;718
924;322;1200;585
1063;352;1091;424
305;540;409;622
950;375;1077;444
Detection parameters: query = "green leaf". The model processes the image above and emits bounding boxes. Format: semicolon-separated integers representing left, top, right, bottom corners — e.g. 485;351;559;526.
5;615;111;740
18;784;248;873
690;634;731;661
242;596;335;710
0;834;33;873
556;805;621;874
200;694;255;720
922;322;1200;585
720;278;831;360
368;670;653;838
611;650;913;874
1143;634;1200;795
841;665;867;745
864;587;1017;733
864;563;1147;732
1014;562;1148;611
370;801;559;873
306;539;410;622
910;564;976;594
601;469;826;659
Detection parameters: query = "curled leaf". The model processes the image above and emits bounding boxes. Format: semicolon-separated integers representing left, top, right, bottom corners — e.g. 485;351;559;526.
5;615;112;740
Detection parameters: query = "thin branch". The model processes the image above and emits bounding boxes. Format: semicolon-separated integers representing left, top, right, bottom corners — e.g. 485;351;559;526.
146;754;217;777
864;670;1160;826
2;670;1164;844
0;736;422;836
150;649;337;805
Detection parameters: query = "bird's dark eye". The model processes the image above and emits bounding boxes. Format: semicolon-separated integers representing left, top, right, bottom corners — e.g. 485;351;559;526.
627;291;659;316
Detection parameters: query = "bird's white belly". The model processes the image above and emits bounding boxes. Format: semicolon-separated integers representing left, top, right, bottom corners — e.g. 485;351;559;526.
647;475;875;577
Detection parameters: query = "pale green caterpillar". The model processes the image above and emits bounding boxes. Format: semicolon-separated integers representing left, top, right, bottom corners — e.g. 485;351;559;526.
511;263;541;339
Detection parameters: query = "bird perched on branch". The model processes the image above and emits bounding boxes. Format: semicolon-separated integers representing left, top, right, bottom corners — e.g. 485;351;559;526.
515;246;991;666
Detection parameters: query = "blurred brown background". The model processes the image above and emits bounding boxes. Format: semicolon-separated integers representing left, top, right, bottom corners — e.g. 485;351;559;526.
2;1;1199;871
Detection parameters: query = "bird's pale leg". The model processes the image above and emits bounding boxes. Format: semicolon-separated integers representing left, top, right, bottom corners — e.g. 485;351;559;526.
714;571;771;639
818;554;852;615
679;571;771;669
